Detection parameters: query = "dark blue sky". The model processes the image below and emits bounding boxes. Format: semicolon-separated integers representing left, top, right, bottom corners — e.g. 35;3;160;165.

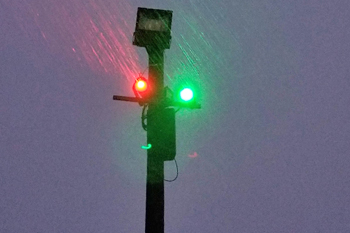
1;0;350;232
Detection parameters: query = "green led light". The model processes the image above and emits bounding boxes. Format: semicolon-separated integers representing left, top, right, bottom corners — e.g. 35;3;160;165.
179;88;194;102
141;144;152;150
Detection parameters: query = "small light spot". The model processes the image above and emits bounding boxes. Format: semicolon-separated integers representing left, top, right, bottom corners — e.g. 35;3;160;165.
141;144;152;150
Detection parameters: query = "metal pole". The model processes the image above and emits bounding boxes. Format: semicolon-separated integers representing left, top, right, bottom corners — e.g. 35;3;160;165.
145;46;165;233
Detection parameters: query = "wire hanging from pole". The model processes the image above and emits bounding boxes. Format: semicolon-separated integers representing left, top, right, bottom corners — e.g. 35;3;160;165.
141;104;148;131
164;159;179;182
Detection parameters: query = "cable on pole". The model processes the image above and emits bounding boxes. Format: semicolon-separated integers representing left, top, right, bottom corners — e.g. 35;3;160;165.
164;159;178;182
141;104;148;131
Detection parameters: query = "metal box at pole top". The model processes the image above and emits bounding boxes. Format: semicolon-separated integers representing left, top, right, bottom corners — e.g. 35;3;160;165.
147;107;176;161
133;7;173;49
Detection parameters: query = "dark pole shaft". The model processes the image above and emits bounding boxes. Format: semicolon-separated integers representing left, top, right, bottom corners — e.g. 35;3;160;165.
145;46;165;233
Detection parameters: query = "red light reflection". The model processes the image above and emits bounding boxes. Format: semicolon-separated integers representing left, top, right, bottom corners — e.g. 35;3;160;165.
188;152;198;158
4;0;141;80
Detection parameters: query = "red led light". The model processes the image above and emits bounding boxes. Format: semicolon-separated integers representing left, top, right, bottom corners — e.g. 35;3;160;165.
135;79;147;92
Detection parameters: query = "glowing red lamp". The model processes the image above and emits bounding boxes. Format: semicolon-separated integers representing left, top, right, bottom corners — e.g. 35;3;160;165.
135;78;148;93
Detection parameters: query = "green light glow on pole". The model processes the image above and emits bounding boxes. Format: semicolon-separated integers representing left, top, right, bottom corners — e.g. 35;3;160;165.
141;144;152;150
179;88;194;102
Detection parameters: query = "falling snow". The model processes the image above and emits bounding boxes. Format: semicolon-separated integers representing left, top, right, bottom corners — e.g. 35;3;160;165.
1;0;350;232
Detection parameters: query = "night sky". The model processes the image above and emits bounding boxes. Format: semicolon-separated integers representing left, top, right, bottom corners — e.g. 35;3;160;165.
1;0;350;232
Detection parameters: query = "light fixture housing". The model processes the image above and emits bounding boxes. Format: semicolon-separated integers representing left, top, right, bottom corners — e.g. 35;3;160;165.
133;7;173;49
